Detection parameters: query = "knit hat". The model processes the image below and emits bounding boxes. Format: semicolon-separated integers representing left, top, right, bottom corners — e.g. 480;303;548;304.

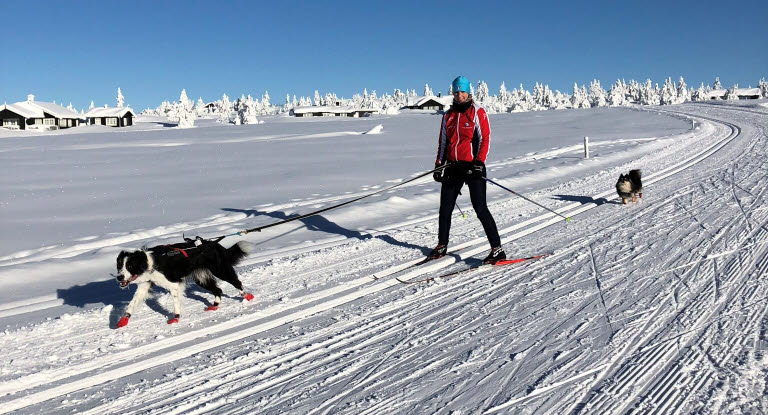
452;76;470;93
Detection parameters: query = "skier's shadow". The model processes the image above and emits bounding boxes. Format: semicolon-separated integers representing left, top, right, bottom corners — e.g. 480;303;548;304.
222;208;430;254
551;194;619;205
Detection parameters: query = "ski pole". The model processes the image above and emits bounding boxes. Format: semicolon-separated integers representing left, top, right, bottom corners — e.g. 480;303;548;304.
455;201;467;219
484;177;571;222
455;190;467;218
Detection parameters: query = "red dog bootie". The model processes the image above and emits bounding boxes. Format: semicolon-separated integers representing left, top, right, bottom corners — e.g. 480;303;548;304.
116;313;131;328
242;293;254;301
205;304;219;311
167;314;180;325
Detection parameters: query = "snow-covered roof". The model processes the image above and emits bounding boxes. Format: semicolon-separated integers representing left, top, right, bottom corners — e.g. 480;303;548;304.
85;106;135;118
1;102;44;118
706;88;761;99
12;100;82;119
705;89;727;98
292;105;377;114
406;95;454;108
737;87;760;96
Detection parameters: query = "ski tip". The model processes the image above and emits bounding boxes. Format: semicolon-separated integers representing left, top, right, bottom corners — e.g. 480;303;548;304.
566;217;572;222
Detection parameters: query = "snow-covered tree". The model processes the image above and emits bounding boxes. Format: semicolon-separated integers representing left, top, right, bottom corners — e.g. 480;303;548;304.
542;85;554;109
423;84;433;97
713;77;722;90
627;80;640;103
475;80;490;103
571;83;590;109
89;100;95;110
171;89;196;128
234;94;260;124
497;82;509;108
759;77;768;98
262;91;271;110
608;79;626;106
692;83;707;101
675;77;689;103
552;90;570;110
725;84;739;101
639;79;660;105
588;80;607;107
195;97;206;116
218;93;231;123
313;90;322;106
116;87;124;108
660;77;677;105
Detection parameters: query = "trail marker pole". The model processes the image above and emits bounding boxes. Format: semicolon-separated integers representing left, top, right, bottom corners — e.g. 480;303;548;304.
584;136;589;159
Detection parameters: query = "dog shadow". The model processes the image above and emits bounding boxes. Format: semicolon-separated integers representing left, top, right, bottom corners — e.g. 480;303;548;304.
56;280;224;328
222;208;431;255
552;194;620;206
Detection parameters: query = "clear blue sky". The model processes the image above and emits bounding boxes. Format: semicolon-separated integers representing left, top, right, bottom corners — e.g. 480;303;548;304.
1;0;766;111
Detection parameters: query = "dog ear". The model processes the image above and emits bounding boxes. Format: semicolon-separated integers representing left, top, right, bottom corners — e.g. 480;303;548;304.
117;251;128;270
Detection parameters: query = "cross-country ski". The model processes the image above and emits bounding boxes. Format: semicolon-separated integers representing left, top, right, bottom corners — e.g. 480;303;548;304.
396;253;552;284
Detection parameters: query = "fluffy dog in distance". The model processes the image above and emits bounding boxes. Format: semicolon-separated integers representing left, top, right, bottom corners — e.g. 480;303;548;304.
616;169;643;205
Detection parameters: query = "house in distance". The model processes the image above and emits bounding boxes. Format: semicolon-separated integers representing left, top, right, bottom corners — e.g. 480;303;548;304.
0;95;82;130
85;106;135;127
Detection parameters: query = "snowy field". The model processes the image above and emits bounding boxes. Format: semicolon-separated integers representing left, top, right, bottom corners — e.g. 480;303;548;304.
0;101;767;414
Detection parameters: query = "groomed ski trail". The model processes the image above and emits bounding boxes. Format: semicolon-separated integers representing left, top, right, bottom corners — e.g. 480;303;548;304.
1;104;766;414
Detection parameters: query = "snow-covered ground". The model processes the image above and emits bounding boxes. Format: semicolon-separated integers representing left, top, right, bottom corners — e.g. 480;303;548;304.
0;101;766;414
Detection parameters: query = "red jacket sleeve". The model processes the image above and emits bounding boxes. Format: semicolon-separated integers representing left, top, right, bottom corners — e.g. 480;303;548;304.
436;113;448;164
475;107;490;163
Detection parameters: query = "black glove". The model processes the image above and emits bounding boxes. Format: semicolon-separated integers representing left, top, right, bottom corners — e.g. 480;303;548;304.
433;163;444;182
469;160;485;179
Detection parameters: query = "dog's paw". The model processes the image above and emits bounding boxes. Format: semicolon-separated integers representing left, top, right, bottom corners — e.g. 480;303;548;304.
205;305;219;311
242;293;254;301
167;314;180;325
116;316;130;328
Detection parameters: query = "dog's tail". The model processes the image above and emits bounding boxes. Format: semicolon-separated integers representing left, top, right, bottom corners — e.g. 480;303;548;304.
227;241;254;266
629;169;642;182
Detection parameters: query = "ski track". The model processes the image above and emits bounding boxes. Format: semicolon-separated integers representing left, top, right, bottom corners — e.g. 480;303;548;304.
1;104;767;414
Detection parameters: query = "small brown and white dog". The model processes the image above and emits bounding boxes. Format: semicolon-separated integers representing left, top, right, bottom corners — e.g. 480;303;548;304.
114;238;254;328
616;169;643;205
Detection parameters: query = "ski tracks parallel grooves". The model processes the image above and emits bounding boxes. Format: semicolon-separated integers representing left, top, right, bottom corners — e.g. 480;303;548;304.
2;105;759;414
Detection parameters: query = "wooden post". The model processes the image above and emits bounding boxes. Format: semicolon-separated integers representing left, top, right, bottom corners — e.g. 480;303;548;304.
584;136;589;159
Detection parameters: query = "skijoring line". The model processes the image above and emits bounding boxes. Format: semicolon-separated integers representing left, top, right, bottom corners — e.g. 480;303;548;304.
216;165;448;239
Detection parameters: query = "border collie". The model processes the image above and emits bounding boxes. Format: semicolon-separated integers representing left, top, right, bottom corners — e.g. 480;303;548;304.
616;169;643;205
115;238;254;328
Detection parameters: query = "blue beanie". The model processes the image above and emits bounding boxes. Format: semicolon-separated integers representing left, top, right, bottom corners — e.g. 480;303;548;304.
452;76;470;93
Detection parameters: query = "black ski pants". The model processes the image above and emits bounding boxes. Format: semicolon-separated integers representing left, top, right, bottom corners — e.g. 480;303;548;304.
438;171;501;248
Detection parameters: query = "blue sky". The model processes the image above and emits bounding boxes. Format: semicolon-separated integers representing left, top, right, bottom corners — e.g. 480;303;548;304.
1;0;766;111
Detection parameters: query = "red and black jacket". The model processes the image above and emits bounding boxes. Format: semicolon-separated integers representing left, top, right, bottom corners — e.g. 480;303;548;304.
436;101;491;164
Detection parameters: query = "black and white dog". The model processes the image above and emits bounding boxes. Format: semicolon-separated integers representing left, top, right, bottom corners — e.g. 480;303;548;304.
115;238;254;328
616;169;643;205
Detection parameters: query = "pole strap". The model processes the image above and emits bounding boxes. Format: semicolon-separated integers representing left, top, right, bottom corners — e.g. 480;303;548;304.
484;177;571;222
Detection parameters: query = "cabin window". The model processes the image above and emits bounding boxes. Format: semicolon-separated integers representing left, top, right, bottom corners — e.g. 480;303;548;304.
43;118;55;125
2;118;19;127
106;117;118;126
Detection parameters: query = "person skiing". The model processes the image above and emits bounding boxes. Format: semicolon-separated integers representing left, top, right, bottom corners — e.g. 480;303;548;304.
429;76;505;264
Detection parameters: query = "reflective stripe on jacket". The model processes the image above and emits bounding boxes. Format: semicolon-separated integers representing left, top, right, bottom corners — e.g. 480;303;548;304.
436;102;491;164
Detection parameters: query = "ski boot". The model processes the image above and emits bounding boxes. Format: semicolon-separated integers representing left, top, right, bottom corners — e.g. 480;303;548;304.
427;244;447;260
483;247;506;264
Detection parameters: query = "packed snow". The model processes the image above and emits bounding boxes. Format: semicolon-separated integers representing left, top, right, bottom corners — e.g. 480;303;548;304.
0;101;766;414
